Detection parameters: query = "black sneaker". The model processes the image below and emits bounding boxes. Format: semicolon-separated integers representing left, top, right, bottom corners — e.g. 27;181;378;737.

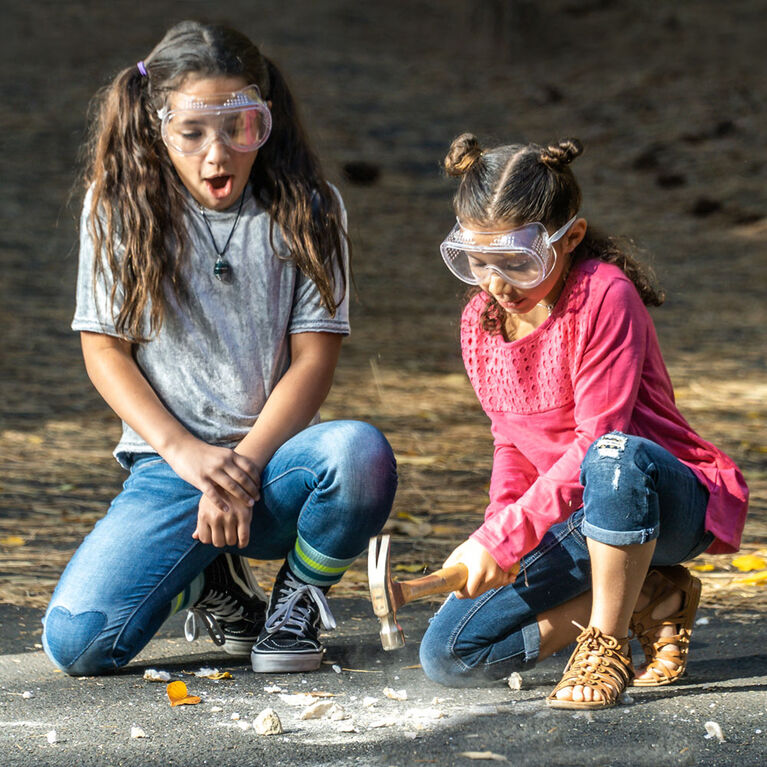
184;554;268;656
250;562;337;673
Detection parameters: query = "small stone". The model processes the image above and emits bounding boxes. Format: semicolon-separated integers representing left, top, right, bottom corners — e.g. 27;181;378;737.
237;720;253;731
507;672;523;690
383;687;408;701
335;720;357;732
254;708;283;736
46;730;58;744
332;664;342;674
143;669;171;682
299;701;335;720
210;706;223;713
704;721;725;742
231;713;241;721
329;705;349;721
362;696;378;707
130;726;147;739
696;617;710;626
21;691;34;699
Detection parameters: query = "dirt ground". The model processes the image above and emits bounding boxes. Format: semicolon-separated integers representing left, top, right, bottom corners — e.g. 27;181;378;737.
1;0;766;618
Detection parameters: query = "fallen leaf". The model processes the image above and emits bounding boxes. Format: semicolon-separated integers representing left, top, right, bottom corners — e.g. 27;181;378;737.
184;667;232;680
731;554;767;572
394;563;427;573
0;536;26;547
690;563;715;572
733;571;767;585
166;680;201;707
458;752;508;761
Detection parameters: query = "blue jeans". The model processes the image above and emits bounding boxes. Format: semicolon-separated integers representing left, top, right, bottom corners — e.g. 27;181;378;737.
43;420;397;675
419;433;712;687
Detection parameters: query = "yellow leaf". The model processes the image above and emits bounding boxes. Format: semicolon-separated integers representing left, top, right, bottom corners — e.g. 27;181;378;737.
394;563;427;573
0;536;26;547
690;563;715;572
166;680;201;706
733;571;767;586
731;555;767;572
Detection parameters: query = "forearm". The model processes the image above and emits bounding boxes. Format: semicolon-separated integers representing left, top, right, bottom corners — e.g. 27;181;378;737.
235;332;342;469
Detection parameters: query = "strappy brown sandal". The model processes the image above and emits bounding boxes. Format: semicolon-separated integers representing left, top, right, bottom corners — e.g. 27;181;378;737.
630;565;701;687
546;624;634;709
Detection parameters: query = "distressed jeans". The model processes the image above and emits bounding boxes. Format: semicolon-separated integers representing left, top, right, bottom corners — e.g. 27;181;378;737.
43;420;397;675
419;432;712;687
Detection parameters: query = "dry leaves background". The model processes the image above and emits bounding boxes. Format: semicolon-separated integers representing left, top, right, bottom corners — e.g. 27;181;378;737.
1;0;765;615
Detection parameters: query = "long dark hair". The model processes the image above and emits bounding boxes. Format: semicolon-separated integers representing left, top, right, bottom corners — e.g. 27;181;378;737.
84;20;348;341
444;134;664;334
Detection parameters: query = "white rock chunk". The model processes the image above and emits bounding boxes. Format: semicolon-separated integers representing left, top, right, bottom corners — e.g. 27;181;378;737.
130;726;148;739
383;687;408;701
254;708;283;736
704;721;725;742
507;672;523;690
299;701;336;720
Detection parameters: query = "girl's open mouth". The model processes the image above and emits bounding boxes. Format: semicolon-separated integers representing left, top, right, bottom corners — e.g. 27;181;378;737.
204;175;234;199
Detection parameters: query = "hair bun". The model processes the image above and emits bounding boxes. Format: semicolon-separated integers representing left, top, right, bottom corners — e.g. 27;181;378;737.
540;138;583;171
444;133;483;177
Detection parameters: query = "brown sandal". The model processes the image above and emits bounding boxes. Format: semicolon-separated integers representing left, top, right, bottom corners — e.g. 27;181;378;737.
546;624;634;709
630;565;701;687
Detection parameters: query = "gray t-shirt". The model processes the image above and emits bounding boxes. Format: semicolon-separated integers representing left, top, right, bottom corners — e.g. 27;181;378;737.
72;187;349;467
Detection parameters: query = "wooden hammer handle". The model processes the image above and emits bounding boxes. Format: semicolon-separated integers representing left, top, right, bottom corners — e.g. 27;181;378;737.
397;563;468;605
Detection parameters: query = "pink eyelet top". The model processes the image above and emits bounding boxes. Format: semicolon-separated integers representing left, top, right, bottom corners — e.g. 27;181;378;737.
462;258;749;571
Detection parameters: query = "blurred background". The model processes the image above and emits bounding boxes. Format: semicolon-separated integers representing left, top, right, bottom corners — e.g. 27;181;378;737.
1;0;765;619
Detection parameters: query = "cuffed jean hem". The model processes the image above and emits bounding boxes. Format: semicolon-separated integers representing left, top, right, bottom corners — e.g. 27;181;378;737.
518;618;541;668
581;519;659;546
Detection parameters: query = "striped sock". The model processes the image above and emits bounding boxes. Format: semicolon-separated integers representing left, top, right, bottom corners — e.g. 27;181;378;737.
287;535;358;588
169;573;204;615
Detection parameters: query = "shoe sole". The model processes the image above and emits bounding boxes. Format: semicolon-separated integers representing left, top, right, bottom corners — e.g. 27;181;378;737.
251;650;324;673
221;638;259;657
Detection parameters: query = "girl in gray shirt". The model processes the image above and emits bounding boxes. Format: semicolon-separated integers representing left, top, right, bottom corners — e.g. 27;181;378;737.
42;20;397;676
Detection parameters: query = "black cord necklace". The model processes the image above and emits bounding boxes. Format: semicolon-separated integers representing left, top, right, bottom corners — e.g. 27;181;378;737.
198;190;246;283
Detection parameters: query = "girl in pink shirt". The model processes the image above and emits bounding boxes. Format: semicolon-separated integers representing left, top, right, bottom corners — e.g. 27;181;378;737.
419;135;748;709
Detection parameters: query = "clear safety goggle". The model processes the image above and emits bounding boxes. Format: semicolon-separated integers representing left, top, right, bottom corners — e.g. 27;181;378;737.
157;84;272;155
439;215;577;289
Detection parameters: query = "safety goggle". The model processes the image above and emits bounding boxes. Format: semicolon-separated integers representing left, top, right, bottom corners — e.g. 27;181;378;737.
157;84;272;156
440;215;577;289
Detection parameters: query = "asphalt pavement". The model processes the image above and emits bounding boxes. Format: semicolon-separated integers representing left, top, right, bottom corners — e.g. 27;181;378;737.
1;600;766;767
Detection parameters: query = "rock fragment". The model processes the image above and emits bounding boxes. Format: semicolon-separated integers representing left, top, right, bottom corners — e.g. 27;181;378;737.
254;708;283;736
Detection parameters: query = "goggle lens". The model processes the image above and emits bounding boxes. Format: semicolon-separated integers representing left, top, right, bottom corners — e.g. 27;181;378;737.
159;85;272;155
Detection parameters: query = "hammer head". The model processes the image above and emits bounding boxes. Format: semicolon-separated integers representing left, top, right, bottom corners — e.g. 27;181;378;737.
368;534;405;650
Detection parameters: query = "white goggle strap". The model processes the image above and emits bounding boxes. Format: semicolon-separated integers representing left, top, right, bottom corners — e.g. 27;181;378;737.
546;215;578;245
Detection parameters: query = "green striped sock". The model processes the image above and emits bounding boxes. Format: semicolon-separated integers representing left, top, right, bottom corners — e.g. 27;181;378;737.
169;573;204;615
287;535;358;588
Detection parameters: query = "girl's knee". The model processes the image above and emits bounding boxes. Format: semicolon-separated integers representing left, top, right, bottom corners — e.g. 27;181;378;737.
43;605;120;676
419;623;471;687
582;432;648;484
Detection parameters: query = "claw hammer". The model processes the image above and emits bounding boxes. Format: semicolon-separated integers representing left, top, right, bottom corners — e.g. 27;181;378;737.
368;534;468;650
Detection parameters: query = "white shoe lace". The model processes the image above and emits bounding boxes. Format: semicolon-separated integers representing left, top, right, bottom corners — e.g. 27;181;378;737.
185;591;245;646
263;569;336;637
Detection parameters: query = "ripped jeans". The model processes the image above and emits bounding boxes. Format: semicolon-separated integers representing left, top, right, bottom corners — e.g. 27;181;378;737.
419;432;712;687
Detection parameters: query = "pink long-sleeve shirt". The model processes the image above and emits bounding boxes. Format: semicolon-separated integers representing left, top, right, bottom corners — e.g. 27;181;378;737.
462;258;749;572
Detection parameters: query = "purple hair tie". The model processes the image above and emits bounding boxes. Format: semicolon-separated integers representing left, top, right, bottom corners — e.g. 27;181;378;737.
137;61;148;77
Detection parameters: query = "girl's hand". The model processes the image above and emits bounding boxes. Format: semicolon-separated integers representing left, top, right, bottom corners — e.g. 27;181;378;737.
194;494;253;548
165;439;262;514
443;538;518;599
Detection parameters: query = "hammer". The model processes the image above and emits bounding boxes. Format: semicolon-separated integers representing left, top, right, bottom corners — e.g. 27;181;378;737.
368;534;468;650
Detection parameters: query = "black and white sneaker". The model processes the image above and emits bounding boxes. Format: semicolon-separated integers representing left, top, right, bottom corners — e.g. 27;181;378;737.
250;562;337;673
184;554;268;657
